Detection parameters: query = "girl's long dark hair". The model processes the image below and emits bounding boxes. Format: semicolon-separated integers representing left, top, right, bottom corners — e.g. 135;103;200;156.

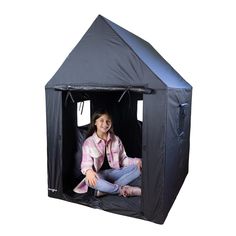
86;109;114;138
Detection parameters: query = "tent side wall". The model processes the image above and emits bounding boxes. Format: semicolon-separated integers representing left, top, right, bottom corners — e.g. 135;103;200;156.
45;88;64;199
61;93;78;191
142;90;167;224
163;88;192;219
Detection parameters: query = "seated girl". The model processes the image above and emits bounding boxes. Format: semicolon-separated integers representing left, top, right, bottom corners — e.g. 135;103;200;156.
73;110;142;197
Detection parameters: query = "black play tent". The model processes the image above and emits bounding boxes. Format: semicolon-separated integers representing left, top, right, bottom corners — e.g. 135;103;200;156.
45;15;192;224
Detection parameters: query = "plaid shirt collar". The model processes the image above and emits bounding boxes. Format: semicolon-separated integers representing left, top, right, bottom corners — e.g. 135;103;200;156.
92;131;113;144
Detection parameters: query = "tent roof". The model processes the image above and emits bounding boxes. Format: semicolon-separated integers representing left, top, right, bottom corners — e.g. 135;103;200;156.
46;15;191;90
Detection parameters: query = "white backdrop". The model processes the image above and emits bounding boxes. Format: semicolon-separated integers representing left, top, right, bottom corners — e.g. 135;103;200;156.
1;0;236;235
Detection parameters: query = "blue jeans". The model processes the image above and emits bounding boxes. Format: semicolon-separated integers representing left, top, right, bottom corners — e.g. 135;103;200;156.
89;164;141;194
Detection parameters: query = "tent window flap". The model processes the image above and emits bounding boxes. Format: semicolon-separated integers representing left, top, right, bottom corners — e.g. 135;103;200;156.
53;85;153;94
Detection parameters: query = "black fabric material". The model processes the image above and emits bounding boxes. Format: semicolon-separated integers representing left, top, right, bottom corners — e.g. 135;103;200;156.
141;91;166;222
163;89;192;218
46;15;165;90
54;85;152;94
45;89;64;198
45;15;192;224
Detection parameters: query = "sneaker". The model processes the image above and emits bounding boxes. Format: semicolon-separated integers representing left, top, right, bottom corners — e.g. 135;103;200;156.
120;185;141;197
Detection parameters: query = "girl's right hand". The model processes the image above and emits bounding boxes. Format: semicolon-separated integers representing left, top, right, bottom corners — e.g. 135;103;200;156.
85;169;98;187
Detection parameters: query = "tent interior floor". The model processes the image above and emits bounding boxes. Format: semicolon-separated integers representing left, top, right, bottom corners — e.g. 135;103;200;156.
64;176;144;220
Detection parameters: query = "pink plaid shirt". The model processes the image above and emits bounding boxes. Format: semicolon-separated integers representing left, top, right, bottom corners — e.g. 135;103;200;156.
73;132;140;193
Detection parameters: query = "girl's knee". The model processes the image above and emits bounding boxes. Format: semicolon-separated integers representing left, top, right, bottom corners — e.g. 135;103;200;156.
130;164;141;176
130;164;137;170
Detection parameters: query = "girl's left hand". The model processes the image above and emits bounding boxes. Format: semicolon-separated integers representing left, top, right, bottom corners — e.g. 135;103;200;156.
136;159;142;171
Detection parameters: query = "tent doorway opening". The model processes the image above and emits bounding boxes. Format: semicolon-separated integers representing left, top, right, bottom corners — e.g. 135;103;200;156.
61;89;145;218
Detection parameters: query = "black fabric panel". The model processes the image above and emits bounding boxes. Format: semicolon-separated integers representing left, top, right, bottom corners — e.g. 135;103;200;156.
142;91;167;224
46;16;165;90
61;93;78;192
104;16;191;89
45;89;64;198
163;88;192;218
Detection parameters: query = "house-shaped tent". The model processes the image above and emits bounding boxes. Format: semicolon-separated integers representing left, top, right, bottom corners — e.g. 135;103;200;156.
45;15;192;224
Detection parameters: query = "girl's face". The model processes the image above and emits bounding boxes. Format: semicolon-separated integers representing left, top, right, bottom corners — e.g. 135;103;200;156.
95;114;112;134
